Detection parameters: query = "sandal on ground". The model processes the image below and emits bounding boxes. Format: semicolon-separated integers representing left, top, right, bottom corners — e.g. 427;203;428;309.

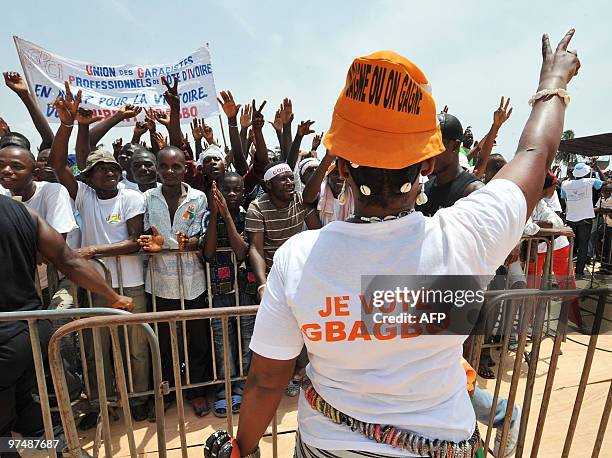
214;399;228;418
231;394;242;414
78;411;99;431
478;366;496;379
192;396;210;417
131;403;148;422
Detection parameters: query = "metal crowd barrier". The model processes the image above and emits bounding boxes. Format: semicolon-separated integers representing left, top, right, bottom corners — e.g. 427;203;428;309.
35;248;250;409
23;286;607;458
481;231;576;349
87;248;258;457
30;248;262;457
12;243;611;457
590;201;612;287
521;233;574;291
465;287;611;458
0;304;262;458
47;306;261;458
0;308;136;458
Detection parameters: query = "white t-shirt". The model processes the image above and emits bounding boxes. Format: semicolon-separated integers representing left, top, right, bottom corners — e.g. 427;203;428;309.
250;179;527;455
21;182;78;290
523;199;569;253
293;167;304;194
118;180;162;194
561;178;602;222
66;205;82;250
118;179;140;192
542;194;569;252
23;181;78;234
75;181;145;288
119;171;141;192
544;191;562;212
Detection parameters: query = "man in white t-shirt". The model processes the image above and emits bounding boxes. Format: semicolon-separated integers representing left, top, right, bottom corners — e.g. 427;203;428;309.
0;145;77;293
217;32;581;458
31;147;84;249
561;162;603;277
49;93;151;426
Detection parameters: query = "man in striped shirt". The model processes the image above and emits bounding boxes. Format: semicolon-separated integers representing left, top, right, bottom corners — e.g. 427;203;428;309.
246;162;320;301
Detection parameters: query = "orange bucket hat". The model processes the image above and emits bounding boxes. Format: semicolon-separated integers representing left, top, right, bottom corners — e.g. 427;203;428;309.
323;51;444;169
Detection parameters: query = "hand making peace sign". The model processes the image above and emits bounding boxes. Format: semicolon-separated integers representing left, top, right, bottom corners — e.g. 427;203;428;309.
539;29;580;89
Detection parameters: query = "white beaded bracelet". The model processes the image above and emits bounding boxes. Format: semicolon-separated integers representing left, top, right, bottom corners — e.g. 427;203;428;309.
528;88;570;107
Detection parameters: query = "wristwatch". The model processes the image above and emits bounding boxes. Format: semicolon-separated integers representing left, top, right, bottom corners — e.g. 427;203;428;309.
205;431;260;458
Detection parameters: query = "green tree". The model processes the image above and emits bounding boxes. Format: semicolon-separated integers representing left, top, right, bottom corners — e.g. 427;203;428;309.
562;130;575;140
556;129;576;164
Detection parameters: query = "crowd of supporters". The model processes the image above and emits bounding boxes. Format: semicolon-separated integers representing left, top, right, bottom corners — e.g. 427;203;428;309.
0;56;610;456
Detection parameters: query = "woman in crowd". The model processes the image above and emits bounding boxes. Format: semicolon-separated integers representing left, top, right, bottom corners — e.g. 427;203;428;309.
222;31;580;458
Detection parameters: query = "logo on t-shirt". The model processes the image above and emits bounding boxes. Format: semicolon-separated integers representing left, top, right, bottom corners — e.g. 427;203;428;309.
565;189;586;201
182;204;196;220
106;213;122;224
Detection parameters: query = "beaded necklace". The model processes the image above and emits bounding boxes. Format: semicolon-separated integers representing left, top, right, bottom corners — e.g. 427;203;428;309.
347;209;415;223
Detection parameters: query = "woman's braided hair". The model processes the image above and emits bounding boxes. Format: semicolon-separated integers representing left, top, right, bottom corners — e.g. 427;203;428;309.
347;160;422;206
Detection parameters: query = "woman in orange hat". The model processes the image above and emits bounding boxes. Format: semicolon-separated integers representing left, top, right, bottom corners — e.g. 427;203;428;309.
206;31;580;458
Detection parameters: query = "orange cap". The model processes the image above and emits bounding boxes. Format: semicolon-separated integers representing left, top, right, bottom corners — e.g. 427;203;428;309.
323;51;445;169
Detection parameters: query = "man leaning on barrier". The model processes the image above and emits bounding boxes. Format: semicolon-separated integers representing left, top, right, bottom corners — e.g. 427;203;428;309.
138;144;212;420
48;83;150;430
0;194;132;458
0;136;82;378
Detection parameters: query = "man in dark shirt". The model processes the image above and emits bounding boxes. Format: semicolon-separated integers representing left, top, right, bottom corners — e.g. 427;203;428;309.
0;195;131;454
417;112;483;216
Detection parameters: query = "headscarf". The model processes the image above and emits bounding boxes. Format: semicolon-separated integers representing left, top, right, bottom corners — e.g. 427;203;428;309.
298;158;320;180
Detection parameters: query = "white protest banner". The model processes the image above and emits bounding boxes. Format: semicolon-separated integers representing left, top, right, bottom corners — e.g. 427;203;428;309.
14;36;219;125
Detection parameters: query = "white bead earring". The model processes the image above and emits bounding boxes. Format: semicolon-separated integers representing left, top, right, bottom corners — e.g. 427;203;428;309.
400;182;412;193
338;181;347;205
415;177;428;205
